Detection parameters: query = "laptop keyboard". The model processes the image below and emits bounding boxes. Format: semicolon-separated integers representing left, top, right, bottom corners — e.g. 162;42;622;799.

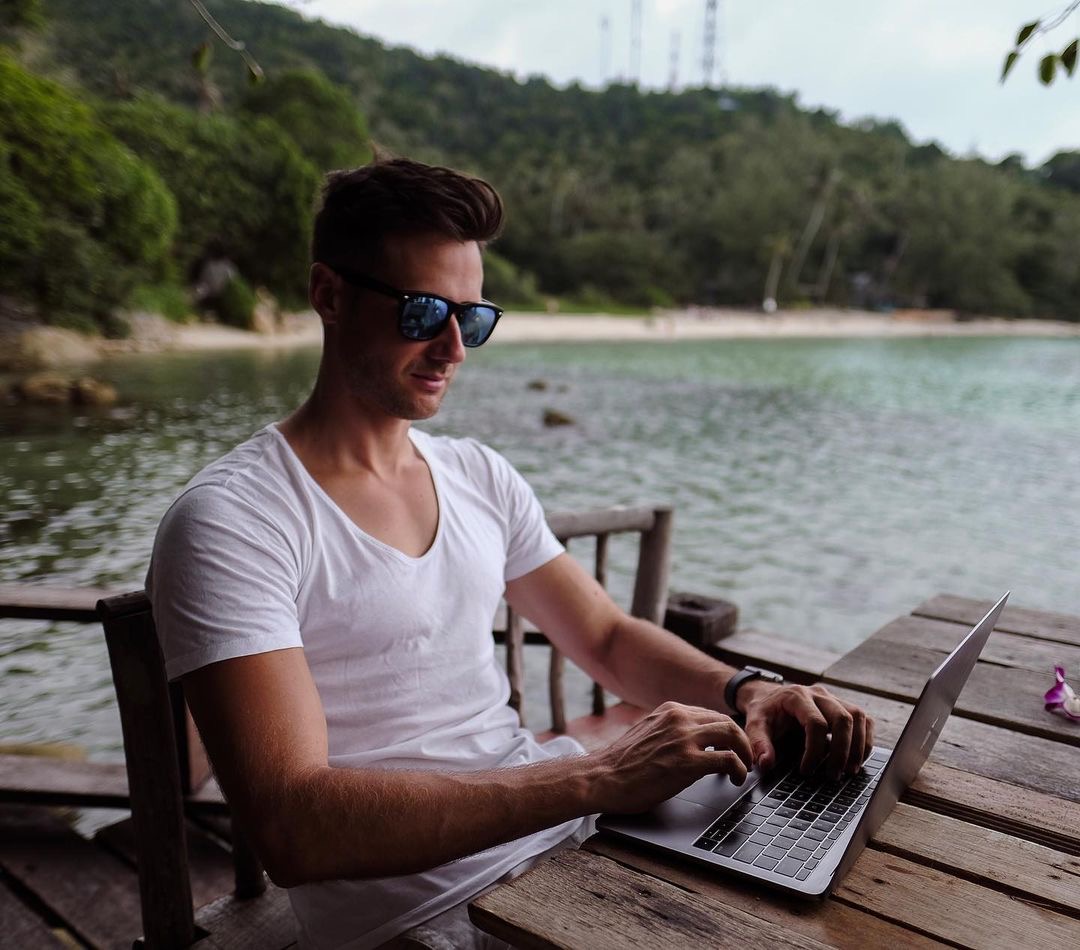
692;749;889;881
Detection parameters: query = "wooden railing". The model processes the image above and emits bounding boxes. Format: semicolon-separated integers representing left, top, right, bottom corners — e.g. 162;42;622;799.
496;505;673;733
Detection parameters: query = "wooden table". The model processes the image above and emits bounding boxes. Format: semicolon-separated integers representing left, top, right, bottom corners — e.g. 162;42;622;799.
470;594;1080;949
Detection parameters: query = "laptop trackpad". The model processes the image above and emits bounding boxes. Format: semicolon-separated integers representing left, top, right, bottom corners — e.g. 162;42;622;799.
676;768;762;811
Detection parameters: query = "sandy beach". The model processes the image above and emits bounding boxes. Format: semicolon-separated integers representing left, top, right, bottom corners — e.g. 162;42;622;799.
163;307;1080;353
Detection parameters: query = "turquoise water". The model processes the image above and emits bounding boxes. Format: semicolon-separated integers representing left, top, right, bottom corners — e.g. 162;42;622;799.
2;335;1079;754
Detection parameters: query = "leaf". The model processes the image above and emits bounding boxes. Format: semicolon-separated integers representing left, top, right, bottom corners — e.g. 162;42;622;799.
1039;53;1058;85
1062;39;1078;76
191;40;211;74
1017;20;1040;46
1001;50;1020;81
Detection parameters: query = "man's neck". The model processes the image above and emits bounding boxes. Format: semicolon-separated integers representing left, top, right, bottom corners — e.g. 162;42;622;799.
278;387;417;480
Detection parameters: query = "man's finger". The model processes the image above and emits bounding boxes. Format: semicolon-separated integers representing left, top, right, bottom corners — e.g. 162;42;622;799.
700;748;750;786
811;692;853;779
845;707;868;774
694;721;754;770
787;690;830;774
741;709;777;772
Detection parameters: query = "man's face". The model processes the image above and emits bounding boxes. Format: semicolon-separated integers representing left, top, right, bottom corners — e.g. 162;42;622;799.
334;233;483;421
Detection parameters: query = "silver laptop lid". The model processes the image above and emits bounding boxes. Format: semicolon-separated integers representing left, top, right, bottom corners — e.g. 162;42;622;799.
825;591;1010;891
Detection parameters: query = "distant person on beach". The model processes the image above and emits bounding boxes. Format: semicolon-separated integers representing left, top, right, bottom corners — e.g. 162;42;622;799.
147;158;874;950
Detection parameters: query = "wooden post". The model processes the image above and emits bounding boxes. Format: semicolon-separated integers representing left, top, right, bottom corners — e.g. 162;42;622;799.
98;592;196;950
506;607;526;727
630;507;673;625
591;534;609;717
231;823;268;900
549;649;567;734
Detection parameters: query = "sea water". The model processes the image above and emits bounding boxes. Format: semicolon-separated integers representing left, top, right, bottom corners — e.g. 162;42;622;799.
2;335;1078;753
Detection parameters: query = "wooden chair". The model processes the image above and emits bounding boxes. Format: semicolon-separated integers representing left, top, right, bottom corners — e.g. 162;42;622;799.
98;591;297;950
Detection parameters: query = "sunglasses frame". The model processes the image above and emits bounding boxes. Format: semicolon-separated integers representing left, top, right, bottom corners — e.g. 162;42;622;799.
329;265;503;347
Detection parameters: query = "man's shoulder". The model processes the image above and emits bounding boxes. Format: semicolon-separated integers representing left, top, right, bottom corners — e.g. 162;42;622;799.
164;425;302;532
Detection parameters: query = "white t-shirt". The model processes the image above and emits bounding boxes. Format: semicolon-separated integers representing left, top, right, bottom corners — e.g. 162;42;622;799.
146;424;586;949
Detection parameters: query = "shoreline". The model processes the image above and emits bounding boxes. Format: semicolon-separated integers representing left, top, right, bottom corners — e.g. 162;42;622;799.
156;307;1080;353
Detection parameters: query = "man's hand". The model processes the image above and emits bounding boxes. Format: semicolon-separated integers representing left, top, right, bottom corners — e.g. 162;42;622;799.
591;701;754;814
737;681;874;778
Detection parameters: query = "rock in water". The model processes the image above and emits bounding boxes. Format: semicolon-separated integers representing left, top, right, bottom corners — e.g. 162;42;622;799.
543;408;575;427
11;373;118;406
72;376;118;406
14;373;71;404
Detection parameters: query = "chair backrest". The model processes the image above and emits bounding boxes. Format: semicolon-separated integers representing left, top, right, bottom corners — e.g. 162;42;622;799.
497;504;673;731
98;591;267;950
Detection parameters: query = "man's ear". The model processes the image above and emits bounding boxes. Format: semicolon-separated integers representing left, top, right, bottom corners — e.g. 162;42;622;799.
309;263;346;326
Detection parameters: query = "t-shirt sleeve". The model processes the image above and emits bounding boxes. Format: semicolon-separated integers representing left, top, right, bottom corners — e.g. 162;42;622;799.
477;445;564;581
146;483;304;681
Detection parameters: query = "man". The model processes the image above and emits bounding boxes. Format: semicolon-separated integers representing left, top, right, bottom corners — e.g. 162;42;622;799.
148;158;873;950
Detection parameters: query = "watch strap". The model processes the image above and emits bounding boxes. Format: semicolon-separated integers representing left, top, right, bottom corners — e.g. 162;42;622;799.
724;665;783;714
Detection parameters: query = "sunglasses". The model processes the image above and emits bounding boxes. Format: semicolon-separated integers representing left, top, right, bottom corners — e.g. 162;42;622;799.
330;266;503;347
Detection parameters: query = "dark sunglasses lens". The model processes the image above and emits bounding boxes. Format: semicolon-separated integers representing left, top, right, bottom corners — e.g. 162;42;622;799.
458;306;499;347
400;296;449;340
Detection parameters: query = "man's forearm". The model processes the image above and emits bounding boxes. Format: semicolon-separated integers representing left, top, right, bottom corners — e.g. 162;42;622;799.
262;752;602;886
594;614;738;713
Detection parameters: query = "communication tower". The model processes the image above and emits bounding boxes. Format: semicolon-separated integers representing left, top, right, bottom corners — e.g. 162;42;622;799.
669;31;680;90
600;15;611;85
630;0;642;86
703;0;726;87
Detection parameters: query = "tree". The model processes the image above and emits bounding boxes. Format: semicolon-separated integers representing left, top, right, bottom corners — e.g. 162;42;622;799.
1001;6;1079;85
100;95;320;302
0;54;176;327
239;69;370;172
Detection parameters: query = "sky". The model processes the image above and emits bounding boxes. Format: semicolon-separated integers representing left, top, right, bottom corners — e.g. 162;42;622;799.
282;0;1080;167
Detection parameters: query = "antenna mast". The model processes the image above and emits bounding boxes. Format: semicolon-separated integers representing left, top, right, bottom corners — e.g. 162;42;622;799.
600;15;611;86
703;0;717;87
630;0;642;86
669;31;680;90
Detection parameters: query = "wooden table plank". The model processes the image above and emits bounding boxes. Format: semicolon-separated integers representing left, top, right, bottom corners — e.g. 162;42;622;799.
713;629;842;684
0;808;142;950
822;636;1077;745
470;849;838;950
908;761;1080;855
869;615;1080;677
826;686;1080;803
0;585;122;622
834;849;1080;949
0;877;71;949
586;837;945;950
912;594;1080;648
874;803;1080;915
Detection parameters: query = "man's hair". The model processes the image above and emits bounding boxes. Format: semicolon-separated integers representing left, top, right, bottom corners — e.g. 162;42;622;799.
311;157;504;270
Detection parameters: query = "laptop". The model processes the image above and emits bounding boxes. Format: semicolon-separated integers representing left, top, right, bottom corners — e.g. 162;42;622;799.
598;591;1010;897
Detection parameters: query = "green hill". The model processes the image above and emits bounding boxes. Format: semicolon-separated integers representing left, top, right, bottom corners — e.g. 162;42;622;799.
7;0;1080;321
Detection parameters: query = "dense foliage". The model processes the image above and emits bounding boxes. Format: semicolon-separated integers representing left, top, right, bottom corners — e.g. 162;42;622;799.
0;54;176;330
239;68;371;174
6;0;1080;324
100;96;319;303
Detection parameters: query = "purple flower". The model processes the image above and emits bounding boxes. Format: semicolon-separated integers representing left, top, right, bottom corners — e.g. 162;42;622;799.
1044;666;1080;721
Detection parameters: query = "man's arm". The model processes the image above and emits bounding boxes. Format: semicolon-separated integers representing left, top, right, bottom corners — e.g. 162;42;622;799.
504;553;874;777
182;643;753;887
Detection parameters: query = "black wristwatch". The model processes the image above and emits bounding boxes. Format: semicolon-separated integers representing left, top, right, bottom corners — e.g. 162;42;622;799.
724;665;784;714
